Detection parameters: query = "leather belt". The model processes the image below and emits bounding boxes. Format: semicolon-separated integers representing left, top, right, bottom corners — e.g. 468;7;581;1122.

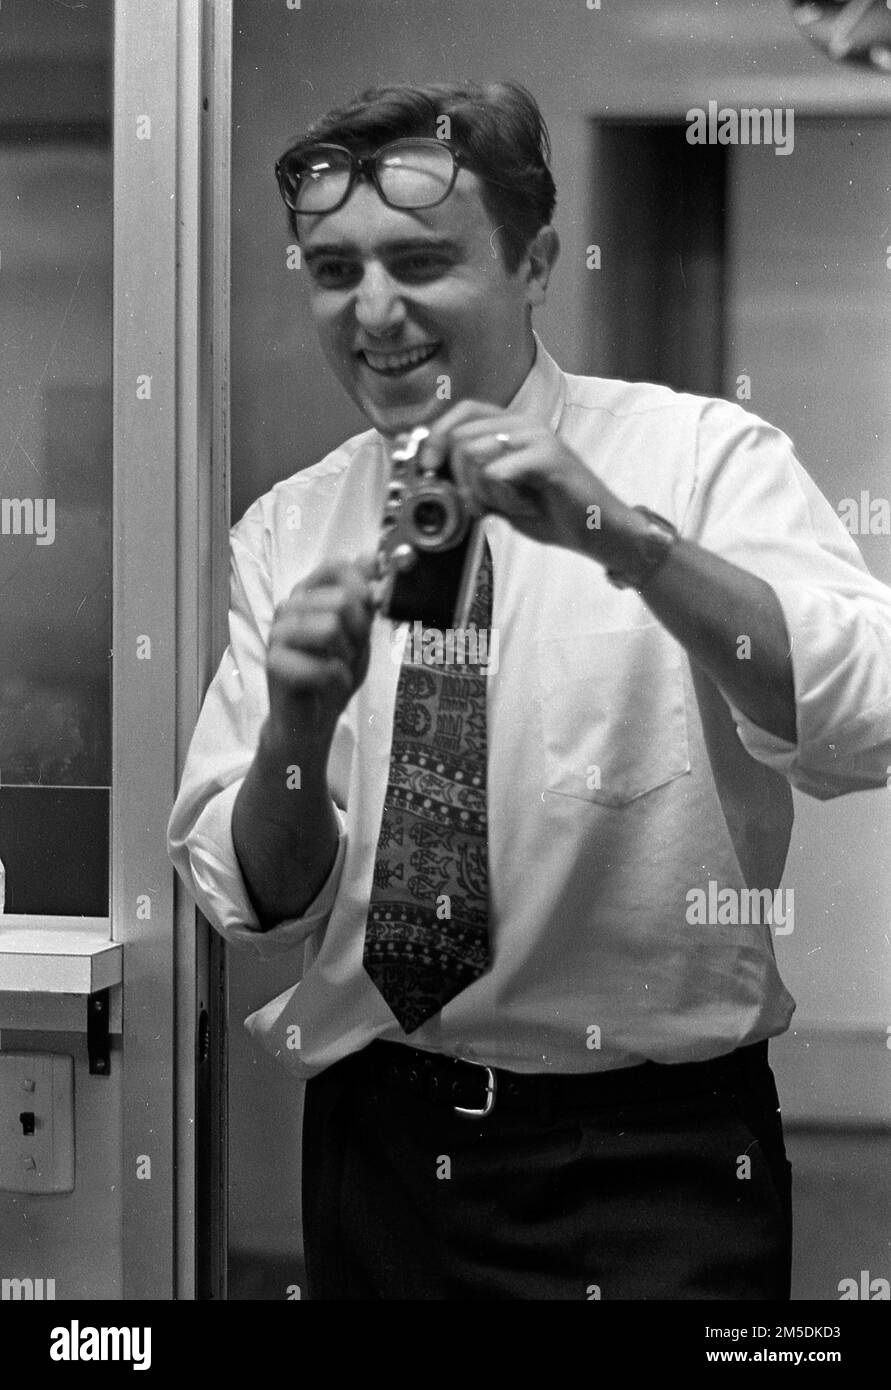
344;1037;770;1120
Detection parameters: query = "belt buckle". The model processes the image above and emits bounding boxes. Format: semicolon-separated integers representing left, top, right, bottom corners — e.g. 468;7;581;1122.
453;1059;497;1118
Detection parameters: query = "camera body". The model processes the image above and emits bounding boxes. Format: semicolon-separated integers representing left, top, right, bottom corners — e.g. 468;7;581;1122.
375;425;486;630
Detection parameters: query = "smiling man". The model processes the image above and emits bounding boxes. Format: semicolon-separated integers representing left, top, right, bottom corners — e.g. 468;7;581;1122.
168;80;891;1300
298;151;545;439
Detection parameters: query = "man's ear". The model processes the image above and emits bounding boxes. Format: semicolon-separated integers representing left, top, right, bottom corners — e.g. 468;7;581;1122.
524;225;560;307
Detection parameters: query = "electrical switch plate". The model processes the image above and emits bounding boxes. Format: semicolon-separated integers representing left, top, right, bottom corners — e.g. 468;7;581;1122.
0;1052;74;1193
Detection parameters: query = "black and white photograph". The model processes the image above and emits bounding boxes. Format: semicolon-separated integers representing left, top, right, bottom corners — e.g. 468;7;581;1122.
1;0;889;1352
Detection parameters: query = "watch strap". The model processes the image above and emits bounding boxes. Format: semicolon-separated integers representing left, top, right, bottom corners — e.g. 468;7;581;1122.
605;507;679;591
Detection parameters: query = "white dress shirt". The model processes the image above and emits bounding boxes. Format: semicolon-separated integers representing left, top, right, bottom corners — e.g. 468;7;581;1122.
167;337;891;1078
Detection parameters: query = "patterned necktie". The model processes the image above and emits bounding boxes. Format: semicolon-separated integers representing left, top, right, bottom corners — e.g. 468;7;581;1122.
363;538;493;1034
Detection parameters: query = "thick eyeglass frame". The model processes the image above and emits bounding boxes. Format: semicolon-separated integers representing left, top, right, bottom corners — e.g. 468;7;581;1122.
275;137;471;215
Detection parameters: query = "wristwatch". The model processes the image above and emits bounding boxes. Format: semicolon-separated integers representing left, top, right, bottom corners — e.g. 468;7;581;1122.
605;506;680;591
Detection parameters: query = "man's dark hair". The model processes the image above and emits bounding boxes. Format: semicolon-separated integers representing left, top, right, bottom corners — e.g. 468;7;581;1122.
279;79;556;273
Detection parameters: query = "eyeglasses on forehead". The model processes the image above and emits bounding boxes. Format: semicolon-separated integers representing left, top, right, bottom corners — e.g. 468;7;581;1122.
274;137;468;214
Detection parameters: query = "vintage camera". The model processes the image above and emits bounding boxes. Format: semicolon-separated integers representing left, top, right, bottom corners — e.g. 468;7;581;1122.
373;425;487;630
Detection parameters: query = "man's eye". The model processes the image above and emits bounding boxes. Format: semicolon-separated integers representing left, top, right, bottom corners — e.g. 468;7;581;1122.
392;255;448;281
309;261;358;287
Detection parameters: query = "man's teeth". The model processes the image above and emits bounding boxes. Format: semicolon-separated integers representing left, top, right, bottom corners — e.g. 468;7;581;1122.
363;344;438;372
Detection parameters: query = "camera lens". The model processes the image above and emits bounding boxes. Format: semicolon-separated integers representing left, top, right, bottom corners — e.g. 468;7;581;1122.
408;480;468;551
414;499;448;537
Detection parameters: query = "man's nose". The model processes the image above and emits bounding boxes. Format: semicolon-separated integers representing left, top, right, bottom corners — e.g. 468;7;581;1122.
354;263;406;335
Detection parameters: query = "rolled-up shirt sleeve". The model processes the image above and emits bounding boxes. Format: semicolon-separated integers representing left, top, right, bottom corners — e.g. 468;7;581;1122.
167;520;349;956
683;398;891;799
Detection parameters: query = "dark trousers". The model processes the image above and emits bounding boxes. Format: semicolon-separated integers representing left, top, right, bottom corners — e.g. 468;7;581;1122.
302;1039;792;1300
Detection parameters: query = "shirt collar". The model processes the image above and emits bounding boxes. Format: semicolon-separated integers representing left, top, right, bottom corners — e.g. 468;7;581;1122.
505;331;566;433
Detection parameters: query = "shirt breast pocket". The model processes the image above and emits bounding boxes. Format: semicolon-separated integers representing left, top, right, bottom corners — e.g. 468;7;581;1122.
537;624;691;806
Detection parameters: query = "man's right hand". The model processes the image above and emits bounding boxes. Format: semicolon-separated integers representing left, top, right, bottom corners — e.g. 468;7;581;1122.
265;555;379;753
232;553;379;929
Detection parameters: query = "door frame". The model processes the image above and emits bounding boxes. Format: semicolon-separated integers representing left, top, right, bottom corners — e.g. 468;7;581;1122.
113;0;232;1299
